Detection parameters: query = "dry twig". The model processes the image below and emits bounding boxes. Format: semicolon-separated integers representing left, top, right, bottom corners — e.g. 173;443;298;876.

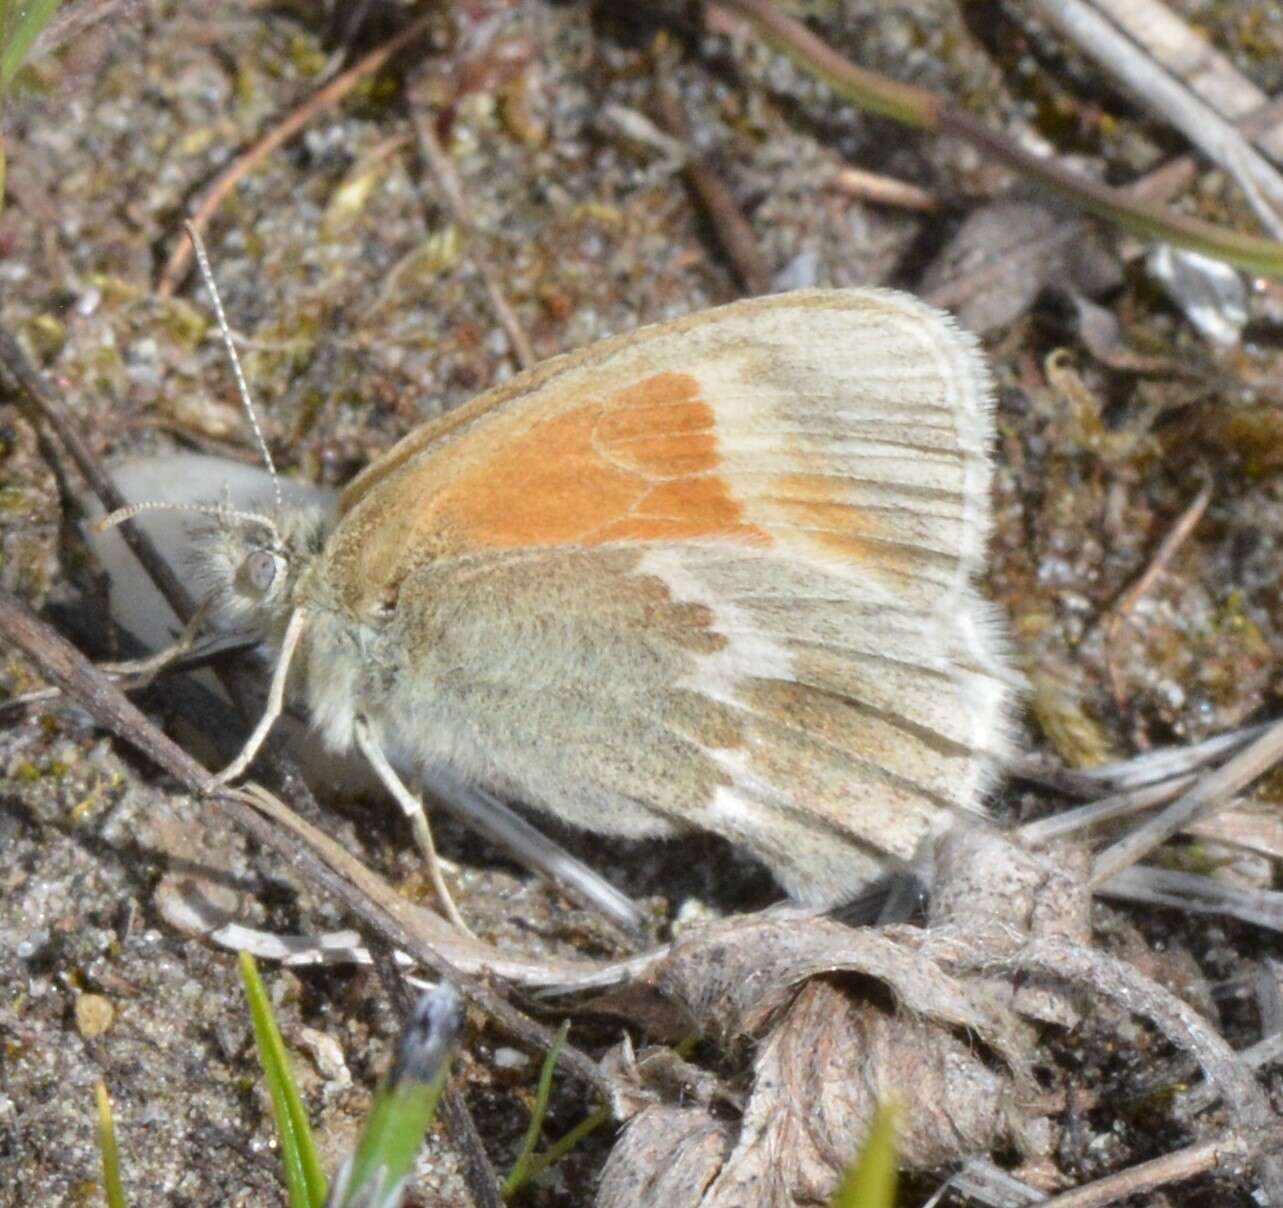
652;66;772;296
831;165;939;213
157;15;434;296
1103;476;1213;706
405;84;536;370
1036;1133;1253;1208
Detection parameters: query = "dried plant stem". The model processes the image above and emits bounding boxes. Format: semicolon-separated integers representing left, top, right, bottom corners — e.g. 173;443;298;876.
712;0;1283;277
1104;477;1212;706
1028;0;1283;236
157;15;434;296
652;66;772;295
1036;1134;1250;1208
406;90;536;370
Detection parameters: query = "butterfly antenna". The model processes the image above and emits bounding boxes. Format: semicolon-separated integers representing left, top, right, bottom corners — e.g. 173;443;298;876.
185;220;284;516
96;500;280;543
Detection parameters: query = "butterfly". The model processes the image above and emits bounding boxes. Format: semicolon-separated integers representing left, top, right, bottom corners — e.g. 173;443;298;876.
110;286;1020;913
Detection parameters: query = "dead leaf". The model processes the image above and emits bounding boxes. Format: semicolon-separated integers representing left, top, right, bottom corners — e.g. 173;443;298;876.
597;832;1108;1206
921;199;1121;333
599;975;1039;1208
597;1105;732;1206
703;979;1020;1203
654;914;1027;1062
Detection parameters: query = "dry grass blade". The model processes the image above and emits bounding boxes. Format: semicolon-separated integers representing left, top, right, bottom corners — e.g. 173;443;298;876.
1092;718;1283;885
1062;723;1272;791
1027;0;1283;236
710;0;1283;276
1100;865;1283;934
157;15;435;296
1089;0;1283;163
1020;777;1194;847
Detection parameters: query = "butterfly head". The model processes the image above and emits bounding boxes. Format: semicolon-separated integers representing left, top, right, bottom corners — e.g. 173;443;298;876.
195;502;330;637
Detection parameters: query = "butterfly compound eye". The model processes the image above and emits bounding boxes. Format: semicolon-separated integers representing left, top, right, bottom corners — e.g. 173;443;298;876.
241;549;279;596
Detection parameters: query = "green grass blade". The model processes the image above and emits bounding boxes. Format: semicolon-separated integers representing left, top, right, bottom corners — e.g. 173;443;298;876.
95;1081;128;1208
828;1102;899;1208
503;1030;686;1195
508;1104;610;1192
239;950;328;1208
0;0;62;90
327;983;463;1208
501;1019;569;1198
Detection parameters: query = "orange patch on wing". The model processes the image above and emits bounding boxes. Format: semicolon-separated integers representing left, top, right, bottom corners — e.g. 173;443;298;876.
643;476;748;527
763;473;848;501
419;372;768;552
751;473;918;573
609;373;702;410
597;404;716;441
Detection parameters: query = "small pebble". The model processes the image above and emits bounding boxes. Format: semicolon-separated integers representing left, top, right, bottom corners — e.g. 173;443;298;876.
493;1046;529;1070
75;993;115;1038
298;1027;350;1089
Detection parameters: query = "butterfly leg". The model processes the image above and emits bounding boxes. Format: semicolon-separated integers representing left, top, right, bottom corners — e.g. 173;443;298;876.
354;718;474;936
104;597;214;686
418;764;648;934
211;607;307;786
0;600;224;719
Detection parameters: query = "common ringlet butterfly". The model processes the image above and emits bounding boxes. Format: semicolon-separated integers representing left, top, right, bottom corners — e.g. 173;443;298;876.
107;285;1019;909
